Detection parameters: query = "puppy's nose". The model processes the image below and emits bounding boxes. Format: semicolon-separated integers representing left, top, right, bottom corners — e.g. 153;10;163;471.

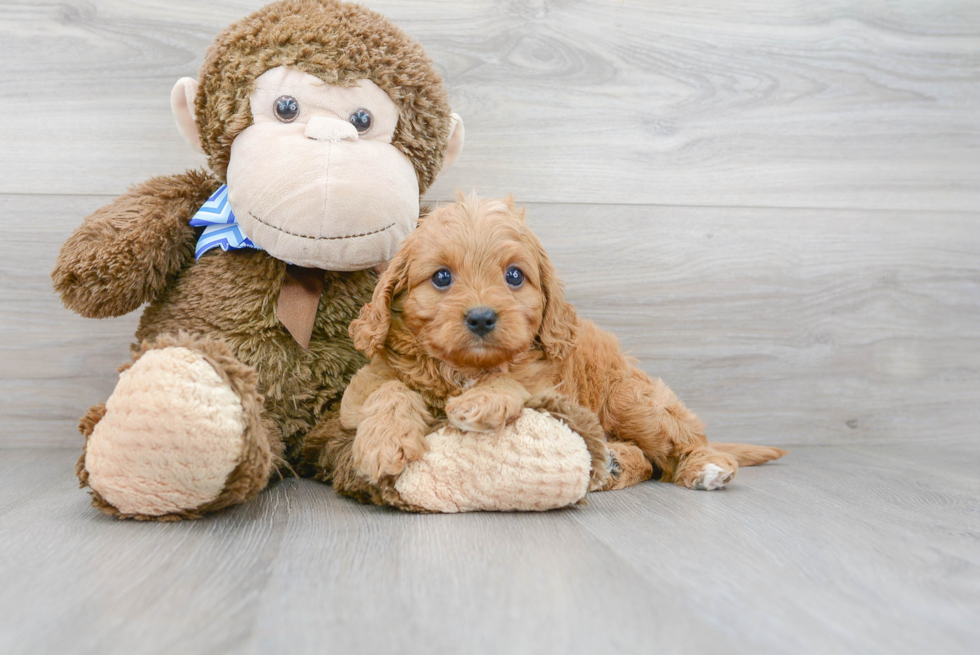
465;307;497;337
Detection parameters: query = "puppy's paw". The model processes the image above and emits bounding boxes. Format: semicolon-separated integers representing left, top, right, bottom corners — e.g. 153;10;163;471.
597;441;655;491
352;415;428;483
588;454;614;492
674;450;738;490
446;389;524;433
692;463;735;490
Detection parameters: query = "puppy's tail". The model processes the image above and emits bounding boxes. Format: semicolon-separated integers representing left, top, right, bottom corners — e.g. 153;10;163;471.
708;442;788;467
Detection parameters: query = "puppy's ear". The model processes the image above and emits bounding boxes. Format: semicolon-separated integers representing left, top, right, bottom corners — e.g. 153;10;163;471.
350;245;411;357
534;238;578;361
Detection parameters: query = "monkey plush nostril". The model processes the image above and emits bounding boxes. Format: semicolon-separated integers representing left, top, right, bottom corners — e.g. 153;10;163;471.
465;308;497;337
304;116;359;142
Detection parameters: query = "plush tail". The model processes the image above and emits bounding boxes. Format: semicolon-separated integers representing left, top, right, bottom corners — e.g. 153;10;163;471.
709;442;788;467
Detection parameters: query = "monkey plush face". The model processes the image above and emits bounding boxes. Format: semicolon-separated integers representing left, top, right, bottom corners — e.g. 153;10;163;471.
169;0;464;270
225;66;420;269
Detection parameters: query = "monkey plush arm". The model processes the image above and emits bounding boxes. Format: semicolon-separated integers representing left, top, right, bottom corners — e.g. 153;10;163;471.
52;169;220;318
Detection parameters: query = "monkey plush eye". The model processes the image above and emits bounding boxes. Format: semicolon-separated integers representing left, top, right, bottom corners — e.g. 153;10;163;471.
431;268;453;289
349;108;372;133
505;266;525;288
274;96;300;122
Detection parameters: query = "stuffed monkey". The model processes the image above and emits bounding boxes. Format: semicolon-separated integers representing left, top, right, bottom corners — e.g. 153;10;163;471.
53;0;610;519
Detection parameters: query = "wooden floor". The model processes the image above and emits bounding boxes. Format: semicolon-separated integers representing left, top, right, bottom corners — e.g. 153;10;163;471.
1;445;977;655
1;0;978;653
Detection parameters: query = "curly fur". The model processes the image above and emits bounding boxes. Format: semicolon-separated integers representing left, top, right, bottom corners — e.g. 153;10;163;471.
301;416;427;511
348;195;787;489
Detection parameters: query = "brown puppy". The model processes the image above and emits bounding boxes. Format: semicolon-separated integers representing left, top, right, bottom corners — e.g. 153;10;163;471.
343;194;786;490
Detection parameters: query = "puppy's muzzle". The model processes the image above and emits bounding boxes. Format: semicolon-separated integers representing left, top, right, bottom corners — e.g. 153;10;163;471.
465;307;497;337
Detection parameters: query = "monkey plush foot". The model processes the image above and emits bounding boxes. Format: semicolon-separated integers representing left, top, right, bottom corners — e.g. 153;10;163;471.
393;408;595;512
78;334;276;520
309;396;636;513
308;407;598;512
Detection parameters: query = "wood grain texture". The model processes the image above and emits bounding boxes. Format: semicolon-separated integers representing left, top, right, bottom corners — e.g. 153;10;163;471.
0;0;977;209
5;195;977;448
0;446;977;655
2;1;978;652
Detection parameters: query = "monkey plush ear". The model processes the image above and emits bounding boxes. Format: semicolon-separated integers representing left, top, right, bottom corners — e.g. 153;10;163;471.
440;113;465;172
170;78;204;153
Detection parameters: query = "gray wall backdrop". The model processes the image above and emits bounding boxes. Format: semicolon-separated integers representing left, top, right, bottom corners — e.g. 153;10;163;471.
1;0;977;449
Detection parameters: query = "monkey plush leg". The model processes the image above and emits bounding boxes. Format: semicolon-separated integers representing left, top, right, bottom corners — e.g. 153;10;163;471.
304;394;607;513
77;333;281;520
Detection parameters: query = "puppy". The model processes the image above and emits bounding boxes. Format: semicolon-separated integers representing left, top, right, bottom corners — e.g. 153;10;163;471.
342;194;786;490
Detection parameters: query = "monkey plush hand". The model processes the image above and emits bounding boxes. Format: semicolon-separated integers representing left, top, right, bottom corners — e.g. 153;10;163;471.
53;0;598;519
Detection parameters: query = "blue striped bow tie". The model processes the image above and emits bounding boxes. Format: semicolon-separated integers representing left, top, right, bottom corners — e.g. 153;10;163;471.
189;185;261;259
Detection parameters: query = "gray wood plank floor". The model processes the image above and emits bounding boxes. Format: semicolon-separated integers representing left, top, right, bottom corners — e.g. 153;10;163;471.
1;0;978;653
1;446;977;655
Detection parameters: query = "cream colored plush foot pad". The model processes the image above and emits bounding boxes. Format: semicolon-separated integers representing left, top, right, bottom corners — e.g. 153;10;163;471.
395;408;592;512
86;347;246;516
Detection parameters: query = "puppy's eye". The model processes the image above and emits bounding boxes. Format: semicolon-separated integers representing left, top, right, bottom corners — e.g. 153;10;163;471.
505;266;525;288
274;96;300;123
431;268;453;289
349;108;372;133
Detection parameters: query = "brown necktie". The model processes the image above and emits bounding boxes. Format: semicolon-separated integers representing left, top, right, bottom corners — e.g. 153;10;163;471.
277;265;325;350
